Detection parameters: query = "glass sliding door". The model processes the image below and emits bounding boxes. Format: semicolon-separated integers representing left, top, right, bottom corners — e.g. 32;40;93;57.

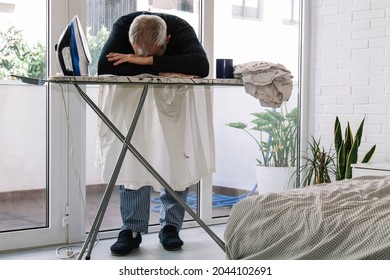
84;0;303;230
0;0;70;252
84;0;202;232
211;0;301;218
0;0;48;232
0;0;304;252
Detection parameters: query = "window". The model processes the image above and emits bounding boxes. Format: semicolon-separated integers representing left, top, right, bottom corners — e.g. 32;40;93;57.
179;0;194;12
0;1;46;80
0;0;48;232
84;0;301;229
87;0;137;36
85;0;202;232
0;1;15;13
212;0;301;218
0;0;69;252
0;0;304;252
149;0;194;13
232;0;263;21
283;0;299;25
86;0;199;76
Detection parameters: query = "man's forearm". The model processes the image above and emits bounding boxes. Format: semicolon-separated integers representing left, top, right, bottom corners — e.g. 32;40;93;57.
106;53;153;66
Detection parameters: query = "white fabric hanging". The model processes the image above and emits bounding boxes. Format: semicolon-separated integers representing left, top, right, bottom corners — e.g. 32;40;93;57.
95;83;215;191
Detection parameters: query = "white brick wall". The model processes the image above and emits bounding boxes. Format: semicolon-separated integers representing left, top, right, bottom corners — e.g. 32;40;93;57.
308;0;390;161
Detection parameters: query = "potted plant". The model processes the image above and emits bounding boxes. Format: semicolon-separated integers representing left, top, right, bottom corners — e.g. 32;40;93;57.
298;137;336;187
334;116;376;180
226;105;298;193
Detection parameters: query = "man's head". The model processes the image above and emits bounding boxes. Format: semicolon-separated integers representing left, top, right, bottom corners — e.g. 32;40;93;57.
129;14;170;57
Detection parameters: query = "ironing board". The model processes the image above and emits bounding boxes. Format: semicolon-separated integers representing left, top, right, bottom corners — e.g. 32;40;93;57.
48;75;243;260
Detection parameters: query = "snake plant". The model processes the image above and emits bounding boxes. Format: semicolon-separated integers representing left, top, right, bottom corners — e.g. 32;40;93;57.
334;116;376;180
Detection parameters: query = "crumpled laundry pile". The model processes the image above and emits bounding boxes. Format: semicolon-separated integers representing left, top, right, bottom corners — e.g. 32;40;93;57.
234;61;294;108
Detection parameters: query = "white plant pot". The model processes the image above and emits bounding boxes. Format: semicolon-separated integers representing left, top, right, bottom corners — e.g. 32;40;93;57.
255;166;295;194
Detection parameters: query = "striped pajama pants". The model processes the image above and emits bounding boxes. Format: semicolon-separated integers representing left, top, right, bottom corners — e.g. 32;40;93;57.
119;185;189;233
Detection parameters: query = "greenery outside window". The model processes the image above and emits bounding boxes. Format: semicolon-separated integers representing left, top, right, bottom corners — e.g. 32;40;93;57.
0;26;46;80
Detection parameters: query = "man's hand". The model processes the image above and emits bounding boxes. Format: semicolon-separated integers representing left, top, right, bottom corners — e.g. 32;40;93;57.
106;52;153;66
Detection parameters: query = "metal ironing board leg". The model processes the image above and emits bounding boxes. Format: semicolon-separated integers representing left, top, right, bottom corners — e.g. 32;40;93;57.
72;83;225;260
76;84;149;260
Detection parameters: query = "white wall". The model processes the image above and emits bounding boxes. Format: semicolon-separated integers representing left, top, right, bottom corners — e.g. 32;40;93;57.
307;0;390;162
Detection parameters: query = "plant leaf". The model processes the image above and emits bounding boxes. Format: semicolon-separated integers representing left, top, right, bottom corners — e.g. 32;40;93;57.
344;122;353;155
345;138;359;179
354;118;365;147
337;141;346;180
361;145;376;163
226;122;247;129
334;117;342;153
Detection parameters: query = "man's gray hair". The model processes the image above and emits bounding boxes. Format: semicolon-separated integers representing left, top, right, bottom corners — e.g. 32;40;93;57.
129;15;167;56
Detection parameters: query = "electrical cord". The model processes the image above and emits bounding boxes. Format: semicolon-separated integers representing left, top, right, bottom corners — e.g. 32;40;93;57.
55;84;99;259
151;183;258;212
55;245;81;260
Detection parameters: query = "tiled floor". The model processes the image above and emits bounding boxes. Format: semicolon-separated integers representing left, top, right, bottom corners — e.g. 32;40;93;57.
1;184;244;232
0;183;253;260
0;223;228;260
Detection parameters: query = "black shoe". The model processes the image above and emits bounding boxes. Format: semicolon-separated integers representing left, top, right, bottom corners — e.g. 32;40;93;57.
158;225;184;251
110;230;142;256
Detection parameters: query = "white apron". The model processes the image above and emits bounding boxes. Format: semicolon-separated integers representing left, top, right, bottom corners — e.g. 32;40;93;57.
95;84;215;191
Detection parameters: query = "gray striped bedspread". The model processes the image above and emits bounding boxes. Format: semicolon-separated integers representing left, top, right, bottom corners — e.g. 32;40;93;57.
224;176;390;259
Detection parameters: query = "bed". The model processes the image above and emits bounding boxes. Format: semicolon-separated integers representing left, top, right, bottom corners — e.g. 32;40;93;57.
224;176;390;260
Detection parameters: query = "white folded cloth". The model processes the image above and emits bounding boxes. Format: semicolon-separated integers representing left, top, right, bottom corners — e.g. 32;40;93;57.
234;61;294;108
